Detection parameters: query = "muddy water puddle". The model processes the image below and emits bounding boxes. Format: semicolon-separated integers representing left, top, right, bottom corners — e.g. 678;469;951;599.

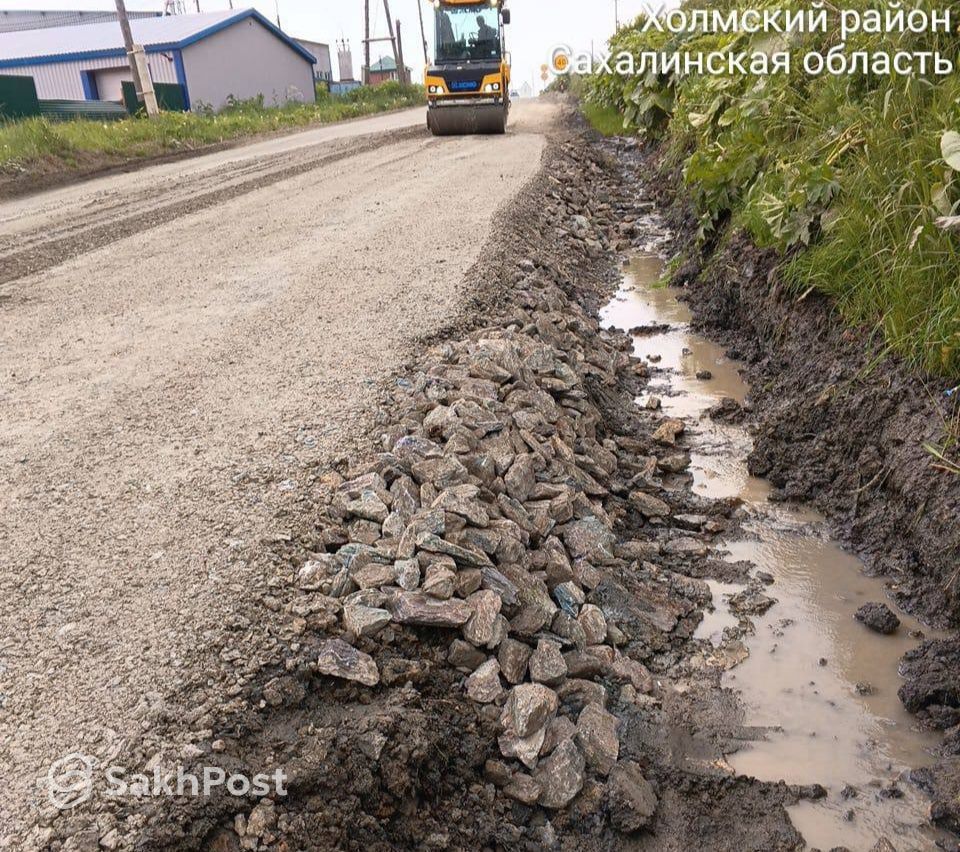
603;254;948;851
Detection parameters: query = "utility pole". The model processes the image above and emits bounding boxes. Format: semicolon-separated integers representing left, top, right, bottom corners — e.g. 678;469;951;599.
396;20;407;85
114;0;158;115
417;0;429;65
363;0;371;85
382;0;401;84
614;0;620;31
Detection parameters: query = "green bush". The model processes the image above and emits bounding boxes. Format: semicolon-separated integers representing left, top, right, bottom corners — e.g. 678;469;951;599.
584;0;960;375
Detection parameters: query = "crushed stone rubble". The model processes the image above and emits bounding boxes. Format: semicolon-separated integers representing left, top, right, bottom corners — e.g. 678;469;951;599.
28;131;820;852
276;183;718;831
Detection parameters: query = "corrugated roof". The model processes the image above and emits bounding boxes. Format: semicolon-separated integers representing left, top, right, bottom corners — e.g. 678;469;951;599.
0;8;316;65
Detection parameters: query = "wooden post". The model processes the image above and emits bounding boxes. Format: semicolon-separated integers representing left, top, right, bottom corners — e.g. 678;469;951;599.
114;0;158;115
382;0;401;83
396;20;407;85
417;0;429;65
363;0;371;85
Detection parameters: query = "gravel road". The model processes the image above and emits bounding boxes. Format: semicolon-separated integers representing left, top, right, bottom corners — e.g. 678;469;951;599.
0;100;556;842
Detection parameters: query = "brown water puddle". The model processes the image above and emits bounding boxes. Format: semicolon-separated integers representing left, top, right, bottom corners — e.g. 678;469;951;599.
602;254;948;851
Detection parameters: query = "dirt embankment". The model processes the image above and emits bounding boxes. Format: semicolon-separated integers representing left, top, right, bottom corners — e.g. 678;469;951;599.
26;121;819;852
617;137;960;835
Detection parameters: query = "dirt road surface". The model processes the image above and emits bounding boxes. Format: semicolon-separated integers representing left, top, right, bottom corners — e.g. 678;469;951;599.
0;100;557;842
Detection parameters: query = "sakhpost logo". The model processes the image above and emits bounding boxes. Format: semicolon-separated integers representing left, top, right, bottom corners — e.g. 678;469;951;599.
46;753;95;810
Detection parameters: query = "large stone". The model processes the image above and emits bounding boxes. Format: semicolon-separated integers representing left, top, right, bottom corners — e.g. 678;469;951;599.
533;740;585;809
498;638;533;684
502;683;559;738
416;533;493;568
577;604;608;645
316;639;379;687
503;772;542;805
448;638;487;671
541;715;576;756
529;639;568;686
607;760;658;833
562;516;616;563
505;453;537;502
351;562;397;590
389;592;472;627
610;655;654;693
855;602;901;635
465;658;504;703
342;603;391;637
575;704;619;775
652;419;685;445
345;490;389;523
462;590;503;647
498;727;546;770
422;564;456;600
432;484;490;527
630;491;671;519
395;559;421;591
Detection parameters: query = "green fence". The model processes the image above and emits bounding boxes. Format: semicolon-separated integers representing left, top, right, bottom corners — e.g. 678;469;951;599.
122;80;187;114
0;75;41;119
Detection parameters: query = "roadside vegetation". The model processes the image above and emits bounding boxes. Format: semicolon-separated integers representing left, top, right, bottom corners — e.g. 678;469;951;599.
583;0;960;378
0;81;424;176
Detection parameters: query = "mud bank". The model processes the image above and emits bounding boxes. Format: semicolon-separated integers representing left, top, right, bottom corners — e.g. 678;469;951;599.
24;122;827;852
610;136;960;838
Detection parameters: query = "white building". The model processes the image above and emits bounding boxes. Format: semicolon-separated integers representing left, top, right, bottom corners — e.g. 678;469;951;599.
292;38;332;83
0;9;317;110
0;9;160;33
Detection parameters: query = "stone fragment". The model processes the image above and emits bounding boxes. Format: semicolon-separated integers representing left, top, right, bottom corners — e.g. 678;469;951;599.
466;659;504;703
575;704;619;775
577;604;608;645
345;490;389;523
558;678;608;710
562;516;616;563
505;454;537;502
462;590;503;647
498;638;533;684
484;759;512;786
432;484;489;527
395;559;421;591
610;655;654;693
416;533;492;568
657;452;690;473
498;727;546;770
448;639;487;672
389;592;472;627
607;760;658;832
455;568;483;597
652;419;685;445
630;491;671;518
422;564;456;600
855;602;901;635
529;639;568;686
534;740;585;809
552;581;585;615
502;683;559;738
342;603;391;637
504;773;542;805
351;561;397;589
316;639;379;687
541;715;576;756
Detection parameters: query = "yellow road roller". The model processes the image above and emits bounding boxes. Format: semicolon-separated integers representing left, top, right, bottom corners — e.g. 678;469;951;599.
424;0;511;135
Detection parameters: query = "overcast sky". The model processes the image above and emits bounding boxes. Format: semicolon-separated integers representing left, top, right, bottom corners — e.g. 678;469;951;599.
3;0;662;92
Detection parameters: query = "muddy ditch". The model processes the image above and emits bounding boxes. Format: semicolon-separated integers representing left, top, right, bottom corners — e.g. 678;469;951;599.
29;120;955;852
604;135;960;843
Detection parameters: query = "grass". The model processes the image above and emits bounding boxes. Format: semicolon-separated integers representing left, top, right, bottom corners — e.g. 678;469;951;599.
581;100;628;137
583;0;960;378
0;81;425;174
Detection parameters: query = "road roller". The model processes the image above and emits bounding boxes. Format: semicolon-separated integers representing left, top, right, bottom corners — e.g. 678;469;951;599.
424;0;511;135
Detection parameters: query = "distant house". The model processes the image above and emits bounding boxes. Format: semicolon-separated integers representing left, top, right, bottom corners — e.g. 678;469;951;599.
366;55;410;85
0;9;317;111
292;37;332;83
